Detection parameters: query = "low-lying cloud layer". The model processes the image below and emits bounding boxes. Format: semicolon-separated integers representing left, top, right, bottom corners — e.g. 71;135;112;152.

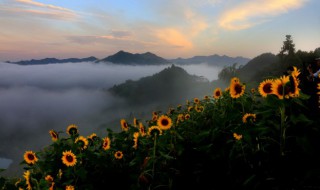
0;61;222;176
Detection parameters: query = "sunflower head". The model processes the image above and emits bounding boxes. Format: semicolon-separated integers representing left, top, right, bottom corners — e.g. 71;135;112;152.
61;150;77;167
242;113;256;123
147;126;162;137
66;124;79;136
75;136;89;150
157;115;172;130
24;151;38;165
66;185;75;190
49;130;59;141
139;122;146;136
193;97;200;104
233;133;243;141
258;79;273;97
229;78;245;99
185;114;191;120
114;151;124;160
213;88;222;99
45;175;54;183
102;137;111;150
120;119;129;131
271;76;290;99
87;133;98;142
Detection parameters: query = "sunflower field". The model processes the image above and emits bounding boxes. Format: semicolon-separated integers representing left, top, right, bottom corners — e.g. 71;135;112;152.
1;66;320;190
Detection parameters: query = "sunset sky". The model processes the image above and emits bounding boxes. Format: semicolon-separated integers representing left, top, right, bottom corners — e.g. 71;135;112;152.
0;0;319;61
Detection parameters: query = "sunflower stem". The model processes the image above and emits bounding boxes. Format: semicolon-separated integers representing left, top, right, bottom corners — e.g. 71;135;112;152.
279;106;286;156
152;135;157;179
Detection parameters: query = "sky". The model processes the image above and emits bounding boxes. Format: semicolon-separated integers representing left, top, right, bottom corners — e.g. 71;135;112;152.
0;0;319;61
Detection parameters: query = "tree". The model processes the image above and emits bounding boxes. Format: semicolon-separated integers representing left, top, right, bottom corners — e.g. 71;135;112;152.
278;35;296;57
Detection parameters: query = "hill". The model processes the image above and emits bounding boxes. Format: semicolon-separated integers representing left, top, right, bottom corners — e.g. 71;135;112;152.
108;64;212;106
97;50;170;65
7;56;98;65
170;54;250;67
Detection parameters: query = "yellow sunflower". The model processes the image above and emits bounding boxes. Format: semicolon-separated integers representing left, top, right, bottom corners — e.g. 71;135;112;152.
49;130;59;141
288;75;300;98
49;182;55;190
66;185;75;190
233;133;243;141
61;150;77;167
24;150;38;165
291;66;301;79
271;75;290;99
204;95;210;100
133;117;139;127
139;122;146;136
213;87;222;99
102;137;111;150
120;119;129;131
114;151;124;160
75;136;89;150
133;132;139;149
187;106;193;112
193;97;200;104
66;124;78;136
229;77;245;99
195;105;204;112
242;113;256;123
45;175;53;183
157;115;172;130
185;113;190;120
147;126;162;137
258;79;273;97
23;170;32;190
87;133;98;142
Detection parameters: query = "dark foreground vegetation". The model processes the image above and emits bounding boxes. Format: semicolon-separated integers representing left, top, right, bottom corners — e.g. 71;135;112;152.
1;35;320;190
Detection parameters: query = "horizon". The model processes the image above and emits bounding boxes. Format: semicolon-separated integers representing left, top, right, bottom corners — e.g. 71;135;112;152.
1;0;319;62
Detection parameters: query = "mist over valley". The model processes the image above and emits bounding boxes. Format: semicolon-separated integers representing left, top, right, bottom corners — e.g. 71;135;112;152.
0;59;227;176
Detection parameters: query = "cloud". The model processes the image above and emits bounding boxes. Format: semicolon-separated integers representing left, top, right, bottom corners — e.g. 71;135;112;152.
154;28;193;49
218;0;308;30
0;0;78;20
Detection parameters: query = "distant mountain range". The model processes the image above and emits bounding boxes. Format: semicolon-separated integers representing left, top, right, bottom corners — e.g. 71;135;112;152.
6;50;251;66
7;56;98;65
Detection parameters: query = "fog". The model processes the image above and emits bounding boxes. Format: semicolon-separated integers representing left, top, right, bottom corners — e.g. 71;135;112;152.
0;61;222;176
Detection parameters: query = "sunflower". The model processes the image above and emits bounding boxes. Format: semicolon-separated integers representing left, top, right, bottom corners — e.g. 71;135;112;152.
167;107;175;115
185;113;190;120
288;75;300;98
233;133;243;141
204;95;210;101
195;105;204;112
177;114;184;122
49;130;59;141
49;182;55;190
213;88;222;99
317;83;320;95
251;88;256;94
258;79;273;97
114;151;124;160
291;66;301;79
23;170;32;190
229;77;245;99
133;132;139;149
133;117;139;127
187;106;193;112
271;75;290;99
45;175;53;183
102;137;111;150
61;150;77;167
147;126;162;137
24;151;38;165
193;97;200;104
87;133;98;142
66;124;78;136
75;136;89;150
120;119;129;131
157;115;172;130
66;185;75;190
242;113;256;123
139;122;146;136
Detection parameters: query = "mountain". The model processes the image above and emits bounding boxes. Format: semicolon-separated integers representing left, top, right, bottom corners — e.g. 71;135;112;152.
108;64;212;105
98;50;170;65
170;54;250;67
7;56;98;65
